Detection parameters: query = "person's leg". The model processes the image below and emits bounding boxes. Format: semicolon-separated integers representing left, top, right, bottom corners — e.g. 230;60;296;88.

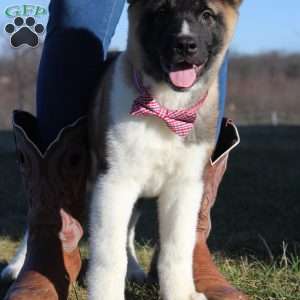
193;56;250;299
37;0;125;149
3;1;125;300
217;53;229;139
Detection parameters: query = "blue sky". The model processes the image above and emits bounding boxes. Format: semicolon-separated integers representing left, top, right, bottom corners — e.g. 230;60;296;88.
0;0;299;54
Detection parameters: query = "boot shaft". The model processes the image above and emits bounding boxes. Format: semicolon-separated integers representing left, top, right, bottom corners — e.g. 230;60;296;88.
13;110;89;230
197;119;240;240
4;111;88;300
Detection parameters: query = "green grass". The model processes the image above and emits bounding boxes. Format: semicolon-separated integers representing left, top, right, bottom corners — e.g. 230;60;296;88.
2;241;299;300
1;126;300;299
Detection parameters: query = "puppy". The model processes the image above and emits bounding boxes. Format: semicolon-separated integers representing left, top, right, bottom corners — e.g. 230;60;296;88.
88;0;242;299
88;1;242;300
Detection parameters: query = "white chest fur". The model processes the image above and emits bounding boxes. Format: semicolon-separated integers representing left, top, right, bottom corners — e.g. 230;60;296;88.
107;54;209;198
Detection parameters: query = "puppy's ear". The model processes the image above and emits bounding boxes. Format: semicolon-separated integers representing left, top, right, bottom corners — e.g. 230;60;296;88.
233;0;243;7
226;0;243;8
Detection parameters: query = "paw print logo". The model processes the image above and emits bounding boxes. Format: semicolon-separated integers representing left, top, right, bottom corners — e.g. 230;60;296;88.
5;16;45;48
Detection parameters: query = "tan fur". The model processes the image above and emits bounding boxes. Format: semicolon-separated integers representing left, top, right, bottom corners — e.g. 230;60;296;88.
187;79;219;150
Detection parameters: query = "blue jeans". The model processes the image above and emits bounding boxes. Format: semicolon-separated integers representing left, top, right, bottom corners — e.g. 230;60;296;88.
36;0;227;148
36;0;125;147
218;56;228;138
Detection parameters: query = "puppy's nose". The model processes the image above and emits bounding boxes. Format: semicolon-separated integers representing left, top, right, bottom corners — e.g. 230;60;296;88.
174;36;198;56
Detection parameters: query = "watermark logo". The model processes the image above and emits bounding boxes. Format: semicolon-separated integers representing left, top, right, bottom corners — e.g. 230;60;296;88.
4;5;48;48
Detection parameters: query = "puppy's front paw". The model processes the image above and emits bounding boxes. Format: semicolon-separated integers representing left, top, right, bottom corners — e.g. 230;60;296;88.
167;291;207;300
191;292;207;300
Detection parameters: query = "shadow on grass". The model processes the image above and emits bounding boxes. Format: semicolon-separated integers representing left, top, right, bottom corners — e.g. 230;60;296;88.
210;126;300;259
0;131;26;241
0;260;13;299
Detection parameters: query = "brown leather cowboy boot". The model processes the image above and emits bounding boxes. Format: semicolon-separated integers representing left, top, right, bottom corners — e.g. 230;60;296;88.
194;119;249;300
4;111;89;300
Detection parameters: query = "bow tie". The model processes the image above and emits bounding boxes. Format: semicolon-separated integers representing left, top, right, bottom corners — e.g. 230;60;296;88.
130;72;208;137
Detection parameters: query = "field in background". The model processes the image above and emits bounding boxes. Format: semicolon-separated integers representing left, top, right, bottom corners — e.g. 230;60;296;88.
0;126;300;299
1;51;300;129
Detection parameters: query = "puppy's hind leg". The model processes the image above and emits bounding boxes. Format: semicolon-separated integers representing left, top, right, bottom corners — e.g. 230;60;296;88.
1;230;28;281
126;204;146;284
88;175;141;300
158;180;207;300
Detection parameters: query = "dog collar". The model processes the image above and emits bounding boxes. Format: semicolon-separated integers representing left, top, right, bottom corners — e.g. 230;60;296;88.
130;71;208;137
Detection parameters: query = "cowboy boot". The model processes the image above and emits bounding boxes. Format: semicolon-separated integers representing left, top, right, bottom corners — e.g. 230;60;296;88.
194;118;249;300
4;110;88;300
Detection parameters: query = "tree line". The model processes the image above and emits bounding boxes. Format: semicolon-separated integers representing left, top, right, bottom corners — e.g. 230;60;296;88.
227;52;300;124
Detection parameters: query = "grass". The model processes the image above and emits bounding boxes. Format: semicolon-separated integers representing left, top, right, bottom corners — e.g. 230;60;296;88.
1;126;300;299
2;241;300;300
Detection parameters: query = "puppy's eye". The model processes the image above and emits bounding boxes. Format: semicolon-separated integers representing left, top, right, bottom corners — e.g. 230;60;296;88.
200;10;215;25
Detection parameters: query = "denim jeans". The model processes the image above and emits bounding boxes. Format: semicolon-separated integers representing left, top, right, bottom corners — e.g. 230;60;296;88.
218;55;228;138
36;0;125;147
36;0;227;148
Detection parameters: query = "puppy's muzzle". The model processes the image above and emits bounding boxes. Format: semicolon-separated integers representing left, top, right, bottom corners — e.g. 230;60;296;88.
173;35;198;58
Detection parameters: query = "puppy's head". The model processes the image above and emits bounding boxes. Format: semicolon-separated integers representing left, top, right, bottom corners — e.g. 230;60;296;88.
127;0;242;91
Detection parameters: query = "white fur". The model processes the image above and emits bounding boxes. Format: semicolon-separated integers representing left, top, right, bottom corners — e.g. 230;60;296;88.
88;53;208;300
1;231;28;281
180;20;192;36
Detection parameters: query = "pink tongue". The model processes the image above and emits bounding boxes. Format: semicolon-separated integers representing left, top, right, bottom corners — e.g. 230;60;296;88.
169;67;197;88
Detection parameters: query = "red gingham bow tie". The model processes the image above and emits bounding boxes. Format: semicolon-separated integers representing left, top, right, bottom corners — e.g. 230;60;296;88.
130;72;208;137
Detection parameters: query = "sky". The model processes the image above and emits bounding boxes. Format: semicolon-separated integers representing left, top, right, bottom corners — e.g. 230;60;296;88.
0;0;299;54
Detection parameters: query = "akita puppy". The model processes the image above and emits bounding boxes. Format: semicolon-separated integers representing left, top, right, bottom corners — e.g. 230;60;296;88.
88;1;242;300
